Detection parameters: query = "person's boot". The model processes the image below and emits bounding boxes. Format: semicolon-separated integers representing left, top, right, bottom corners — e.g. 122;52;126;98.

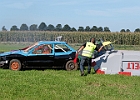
87;71;91;74
81;71;84;76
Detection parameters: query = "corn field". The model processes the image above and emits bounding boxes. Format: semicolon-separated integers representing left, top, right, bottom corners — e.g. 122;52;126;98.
0;31;140;45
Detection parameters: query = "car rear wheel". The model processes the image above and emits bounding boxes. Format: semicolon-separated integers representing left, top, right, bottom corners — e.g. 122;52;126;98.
9;59;21;71
65;60;78;71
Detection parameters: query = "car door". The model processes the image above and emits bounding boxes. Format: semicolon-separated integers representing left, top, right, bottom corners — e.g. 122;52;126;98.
54;43;73;67
26;44;54;68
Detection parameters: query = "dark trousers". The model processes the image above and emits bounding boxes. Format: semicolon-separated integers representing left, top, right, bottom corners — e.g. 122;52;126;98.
80;56;91;73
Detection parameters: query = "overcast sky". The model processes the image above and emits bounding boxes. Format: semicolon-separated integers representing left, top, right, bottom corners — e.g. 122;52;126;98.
0;0;140;32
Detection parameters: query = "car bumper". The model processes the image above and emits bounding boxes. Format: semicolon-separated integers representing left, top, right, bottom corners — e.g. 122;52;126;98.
0;60;8;67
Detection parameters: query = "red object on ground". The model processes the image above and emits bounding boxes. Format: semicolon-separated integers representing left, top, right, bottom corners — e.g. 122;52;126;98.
118;72;131;76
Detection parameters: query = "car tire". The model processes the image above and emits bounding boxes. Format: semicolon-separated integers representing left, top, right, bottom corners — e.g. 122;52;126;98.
65;60;78;71
9;59;21;71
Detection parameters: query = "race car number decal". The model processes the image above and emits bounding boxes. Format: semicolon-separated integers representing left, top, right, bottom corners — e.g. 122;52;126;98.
127;62;140;70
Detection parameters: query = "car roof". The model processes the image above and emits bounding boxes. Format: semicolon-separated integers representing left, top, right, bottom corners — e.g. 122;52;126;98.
38;41;66;45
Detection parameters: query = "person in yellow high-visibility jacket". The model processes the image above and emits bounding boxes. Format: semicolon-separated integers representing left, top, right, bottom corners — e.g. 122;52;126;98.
77;38;104;76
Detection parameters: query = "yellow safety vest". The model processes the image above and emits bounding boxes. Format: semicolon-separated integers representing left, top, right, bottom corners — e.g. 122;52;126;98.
82;42;96;58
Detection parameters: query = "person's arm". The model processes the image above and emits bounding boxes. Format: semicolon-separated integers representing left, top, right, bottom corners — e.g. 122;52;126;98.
77;46;84;53
77;43;86;54
97;45;104;52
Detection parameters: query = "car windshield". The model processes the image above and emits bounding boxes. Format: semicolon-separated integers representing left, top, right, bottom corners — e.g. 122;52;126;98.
23;42;38;52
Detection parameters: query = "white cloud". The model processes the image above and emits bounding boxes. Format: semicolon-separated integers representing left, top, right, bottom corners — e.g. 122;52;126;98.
50;1;78;6
86;10;111;16
83;6;140;17
4;1;33;9
114;6;140;15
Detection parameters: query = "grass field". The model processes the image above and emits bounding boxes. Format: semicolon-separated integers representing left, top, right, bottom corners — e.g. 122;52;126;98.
0;69;140;100
0;42;32;52
0;42;140;100
0;42;140;52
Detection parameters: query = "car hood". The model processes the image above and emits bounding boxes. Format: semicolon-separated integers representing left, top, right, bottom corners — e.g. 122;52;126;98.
0;50;26;56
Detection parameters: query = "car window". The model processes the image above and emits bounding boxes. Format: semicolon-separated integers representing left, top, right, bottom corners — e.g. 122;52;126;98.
54;44;71;53
32;44;52;54
104;44;113;51
24;42;38;52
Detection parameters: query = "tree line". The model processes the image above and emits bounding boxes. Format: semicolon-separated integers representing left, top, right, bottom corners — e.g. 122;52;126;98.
1;22;140;32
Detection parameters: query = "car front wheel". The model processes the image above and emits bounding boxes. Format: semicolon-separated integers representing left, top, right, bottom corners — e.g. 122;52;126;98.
9;59;21;71
65;60;78;71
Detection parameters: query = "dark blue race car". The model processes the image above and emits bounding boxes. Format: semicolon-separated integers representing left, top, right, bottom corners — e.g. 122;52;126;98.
0;41;78;71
